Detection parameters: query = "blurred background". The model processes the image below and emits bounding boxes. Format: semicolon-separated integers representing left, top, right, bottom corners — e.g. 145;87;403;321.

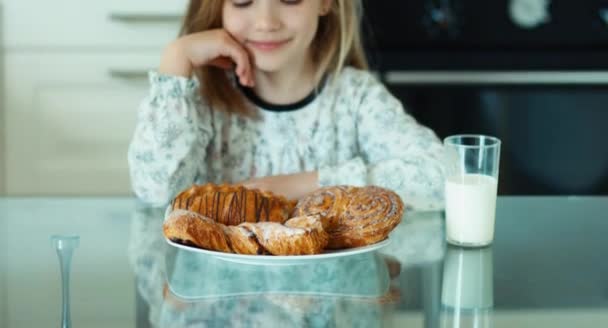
1;0;607;197
363;0;608;195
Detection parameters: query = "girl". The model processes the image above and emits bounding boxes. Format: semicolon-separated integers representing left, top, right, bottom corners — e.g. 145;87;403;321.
128;0;445;211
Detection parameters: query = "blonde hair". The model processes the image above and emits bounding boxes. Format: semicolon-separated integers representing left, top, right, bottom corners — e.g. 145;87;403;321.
180;0;368;116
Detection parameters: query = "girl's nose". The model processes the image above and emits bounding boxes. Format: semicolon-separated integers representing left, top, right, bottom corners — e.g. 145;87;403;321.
254;3;281;32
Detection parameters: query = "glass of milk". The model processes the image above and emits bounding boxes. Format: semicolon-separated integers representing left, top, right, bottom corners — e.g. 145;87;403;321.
443;135;501;247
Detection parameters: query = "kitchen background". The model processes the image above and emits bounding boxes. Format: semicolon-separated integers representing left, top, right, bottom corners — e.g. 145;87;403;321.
1;1;607;328
1;0;607;197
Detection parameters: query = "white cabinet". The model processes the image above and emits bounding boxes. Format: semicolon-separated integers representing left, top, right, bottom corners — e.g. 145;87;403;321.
5;53;160;195
2;1;186;195
2;0;187;48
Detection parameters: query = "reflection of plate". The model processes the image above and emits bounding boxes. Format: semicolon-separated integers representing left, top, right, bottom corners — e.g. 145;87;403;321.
165;238;390;266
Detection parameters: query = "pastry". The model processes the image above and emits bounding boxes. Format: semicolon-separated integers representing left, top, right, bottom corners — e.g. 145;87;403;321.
163;209;329;255
291;185;355;230
293;186;404;249
170;183;296;225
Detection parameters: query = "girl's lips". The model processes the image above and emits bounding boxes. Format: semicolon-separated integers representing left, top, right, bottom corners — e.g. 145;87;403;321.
248;39;290;51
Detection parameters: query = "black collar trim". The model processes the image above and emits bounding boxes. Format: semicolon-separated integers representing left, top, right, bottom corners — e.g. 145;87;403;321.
239;77;327;112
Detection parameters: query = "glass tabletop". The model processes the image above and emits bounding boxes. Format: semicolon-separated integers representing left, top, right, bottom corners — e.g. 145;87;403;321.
1;196;607;328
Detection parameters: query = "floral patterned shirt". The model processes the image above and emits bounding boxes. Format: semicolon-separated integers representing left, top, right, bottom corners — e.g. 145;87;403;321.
128;67;445;210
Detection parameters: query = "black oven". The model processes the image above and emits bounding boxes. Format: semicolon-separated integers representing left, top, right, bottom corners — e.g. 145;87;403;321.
363;0;608;195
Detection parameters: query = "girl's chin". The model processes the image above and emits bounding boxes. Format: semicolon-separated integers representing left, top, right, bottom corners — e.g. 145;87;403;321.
250;55;293;73
251;63;288;74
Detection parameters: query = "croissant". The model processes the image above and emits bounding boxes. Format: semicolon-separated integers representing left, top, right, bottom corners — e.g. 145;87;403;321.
163;209;329;255
171;184;296;225
293;186;404;249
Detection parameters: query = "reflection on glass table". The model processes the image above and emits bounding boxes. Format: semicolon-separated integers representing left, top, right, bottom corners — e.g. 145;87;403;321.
4;197;605;327
129;204;444;328
440;246;494;328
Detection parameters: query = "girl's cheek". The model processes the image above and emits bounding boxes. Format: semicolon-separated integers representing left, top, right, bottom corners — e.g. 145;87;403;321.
225;24;248;43
222;10;248;38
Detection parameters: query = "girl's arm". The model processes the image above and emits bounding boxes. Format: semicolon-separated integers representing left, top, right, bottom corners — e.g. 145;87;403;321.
160;31;254;85
127;72;213;206
318;74;446;211
240;171;319;200
128;29;255;205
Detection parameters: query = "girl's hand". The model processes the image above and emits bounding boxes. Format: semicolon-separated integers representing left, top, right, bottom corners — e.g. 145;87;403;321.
159;29;254;86
239;172;319;200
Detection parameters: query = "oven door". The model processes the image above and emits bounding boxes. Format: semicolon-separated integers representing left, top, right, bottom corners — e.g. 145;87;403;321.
382;75;608;195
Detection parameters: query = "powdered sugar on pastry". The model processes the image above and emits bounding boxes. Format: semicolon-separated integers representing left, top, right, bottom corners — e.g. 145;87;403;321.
163;210;328;256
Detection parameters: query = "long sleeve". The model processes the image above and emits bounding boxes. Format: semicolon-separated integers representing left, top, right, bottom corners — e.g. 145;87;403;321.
319;74;446;211
127;72;214;206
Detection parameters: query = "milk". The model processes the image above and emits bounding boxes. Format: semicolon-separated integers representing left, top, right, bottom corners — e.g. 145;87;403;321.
445;174;498;246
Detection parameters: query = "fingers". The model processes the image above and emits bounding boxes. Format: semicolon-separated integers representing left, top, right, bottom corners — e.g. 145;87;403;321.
220;36;255;87
184;30;255;86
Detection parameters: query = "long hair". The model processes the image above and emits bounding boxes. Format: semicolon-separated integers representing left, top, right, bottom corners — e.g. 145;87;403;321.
180;0;368;116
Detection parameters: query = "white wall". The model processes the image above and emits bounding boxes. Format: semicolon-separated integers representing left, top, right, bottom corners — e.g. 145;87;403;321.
0;2;5;196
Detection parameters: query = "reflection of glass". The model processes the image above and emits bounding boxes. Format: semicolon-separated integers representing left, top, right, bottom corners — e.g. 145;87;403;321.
51;235;80;328
444;135;501;247
440;246;494;328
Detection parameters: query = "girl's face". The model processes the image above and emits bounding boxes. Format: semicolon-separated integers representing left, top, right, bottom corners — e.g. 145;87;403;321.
223;0;329;74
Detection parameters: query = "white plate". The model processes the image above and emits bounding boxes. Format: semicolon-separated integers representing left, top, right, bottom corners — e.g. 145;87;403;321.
165;238;390;265
163;206;390;265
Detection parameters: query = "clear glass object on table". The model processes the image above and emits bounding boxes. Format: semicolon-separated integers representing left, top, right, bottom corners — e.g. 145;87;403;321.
443;134;501;247
51;235;80;328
